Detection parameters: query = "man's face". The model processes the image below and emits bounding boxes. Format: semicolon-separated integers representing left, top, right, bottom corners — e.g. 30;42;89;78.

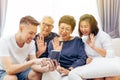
40;19;53;37
22;24;37;44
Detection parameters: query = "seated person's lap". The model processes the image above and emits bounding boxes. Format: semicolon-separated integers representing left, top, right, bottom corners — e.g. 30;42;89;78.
0;68;31;80
0;70;6;80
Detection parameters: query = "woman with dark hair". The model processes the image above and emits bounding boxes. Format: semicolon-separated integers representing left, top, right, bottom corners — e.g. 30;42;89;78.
68;14;120;80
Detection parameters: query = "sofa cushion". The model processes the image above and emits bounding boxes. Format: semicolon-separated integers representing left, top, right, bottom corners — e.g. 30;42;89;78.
112;38;120;57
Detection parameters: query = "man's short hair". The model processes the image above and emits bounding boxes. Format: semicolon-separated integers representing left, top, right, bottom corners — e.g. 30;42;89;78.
20;16;39;26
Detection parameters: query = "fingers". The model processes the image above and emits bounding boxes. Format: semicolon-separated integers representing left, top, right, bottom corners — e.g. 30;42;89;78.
60;42;63;47
47;60;55;71
36;35;44;44
49;59;59;70
36;36;40;44
59;67;69;76
90;33;95;40
52;37;59;46
34;58;59;72
35;58;48;66
35;58;59;72
44;42;47;47
36;36;46;52
52;37;63;51
53;37;59;43
43;58;58;71
48;59;55;67
86;57;93;64
52;59;59;67
40;35;44;42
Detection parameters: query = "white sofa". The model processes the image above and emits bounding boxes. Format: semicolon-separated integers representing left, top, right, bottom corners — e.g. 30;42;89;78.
112;38;120;56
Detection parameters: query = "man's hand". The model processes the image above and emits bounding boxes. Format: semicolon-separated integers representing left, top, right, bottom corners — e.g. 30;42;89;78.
33;58;58;73
36;35;47;57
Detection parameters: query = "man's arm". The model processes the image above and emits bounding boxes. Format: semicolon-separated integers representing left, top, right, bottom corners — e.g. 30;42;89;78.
1;56;35;75
2;55;50;75
29;54;57;73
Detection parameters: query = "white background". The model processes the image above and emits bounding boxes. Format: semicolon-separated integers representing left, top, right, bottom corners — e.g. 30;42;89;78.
2;0;101;37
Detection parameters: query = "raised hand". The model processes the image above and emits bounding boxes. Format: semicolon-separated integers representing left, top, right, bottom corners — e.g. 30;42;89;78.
36;35;47;57
86;33;96;48
52;37;63;51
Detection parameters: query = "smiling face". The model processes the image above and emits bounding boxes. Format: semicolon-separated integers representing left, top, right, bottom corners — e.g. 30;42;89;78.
59;23;72;41
20;24;37;44
79;21;91;36
18;16;39;45
39;17;54;37
58;15;76;41
78;14;99;37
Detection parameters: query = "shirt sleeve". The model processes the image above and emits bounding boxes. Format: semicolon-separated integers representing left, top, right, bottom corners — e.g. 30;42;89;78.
0;39;10;56
28;40;36;55
100;31;115;58
70;39;88;68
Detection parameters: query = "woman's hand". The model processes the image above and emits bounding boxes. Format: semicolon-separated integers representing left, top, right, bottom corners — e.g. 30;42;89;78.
57;66;69;76
86;57;93;64
52;37;63;51
86;33;96;48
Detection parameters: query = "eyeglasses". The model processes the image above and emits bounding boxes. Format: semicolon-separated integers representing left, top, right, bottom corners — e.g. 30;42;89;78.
59;26;71;32
42;22;53;28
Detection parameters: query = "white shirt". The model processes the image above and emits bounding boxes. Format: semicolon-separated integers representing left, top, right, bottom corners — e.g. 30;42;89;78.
82;30;115;58
0;35;35;70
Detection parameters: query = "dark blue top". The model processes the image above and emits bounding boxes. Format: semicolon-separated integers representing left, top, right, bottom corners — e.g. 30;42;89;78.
48;37;88;69
34;32;59;58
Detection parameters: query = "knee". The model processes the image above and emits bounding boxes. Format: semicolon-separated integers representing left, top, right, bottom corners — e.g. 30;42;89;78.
4;75;18;80
68;70;77;79
42;71;61;80
69;69;78;76
94;78;104;80
68;69;83;80
28;70;42;80
105;76;120;80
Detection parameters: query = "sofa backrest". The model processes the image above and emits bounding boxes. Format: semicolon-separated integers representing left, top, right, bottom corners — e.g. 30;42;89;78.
112;38;120;57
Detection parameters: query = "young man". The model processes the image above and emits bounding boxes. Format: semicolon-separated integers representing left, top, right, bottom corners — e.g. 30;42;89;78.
0;16;57;80
34;16;59;58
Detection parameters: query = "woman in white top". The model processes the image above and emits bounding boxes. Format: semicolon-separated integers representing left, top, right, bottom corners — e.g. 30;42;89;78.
68;14;120;80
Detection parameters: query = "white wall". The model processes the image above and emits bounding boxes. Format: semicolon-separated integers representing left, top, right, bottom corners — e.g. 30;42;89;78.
2;0;101;37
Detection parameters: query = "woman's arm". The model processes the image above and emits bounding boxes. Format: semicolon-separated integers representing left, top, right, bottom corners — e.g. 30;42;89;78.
87;33;106;57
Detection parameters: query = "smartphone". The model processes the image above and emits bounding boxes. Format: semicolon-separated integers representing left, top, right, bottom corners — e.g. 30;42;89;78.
49;50;60;62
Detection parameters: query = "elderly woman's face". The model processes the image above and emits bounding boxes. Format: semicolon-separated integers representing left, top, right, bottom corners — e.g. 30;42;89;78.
59;23;72;40
79;21;91;36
